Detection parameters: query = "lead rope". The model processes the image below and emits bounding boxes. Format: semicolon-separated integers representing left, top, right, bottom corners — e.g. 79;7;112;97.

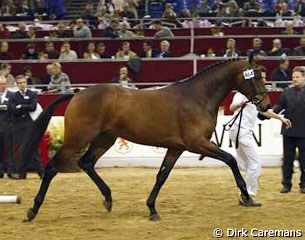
223;101;250;149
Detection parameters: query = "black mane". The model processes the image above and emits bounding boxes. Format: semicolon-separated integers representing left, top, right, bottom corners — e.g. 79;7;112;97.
176;58;242;84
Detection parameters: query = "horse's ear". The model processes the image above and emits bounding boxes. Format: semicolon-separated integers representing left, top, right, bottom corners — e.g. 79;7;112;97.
248;52;254;66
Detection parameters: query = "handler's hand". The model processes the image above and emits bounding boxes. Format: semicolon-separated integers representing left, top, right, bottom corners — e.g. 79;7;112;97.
281;117;292;129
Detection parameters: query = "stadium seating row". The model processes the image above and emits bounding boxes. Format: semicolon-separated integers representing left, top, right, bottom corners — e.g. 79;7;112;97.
11;59;302;85
3;36;302;58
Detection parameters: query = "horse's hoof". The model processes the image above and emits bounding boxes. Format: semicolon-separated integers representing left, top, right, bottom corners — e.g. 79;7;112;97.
103;200;112;213
239;195;262;207
27;208;37;222
149;213;160;221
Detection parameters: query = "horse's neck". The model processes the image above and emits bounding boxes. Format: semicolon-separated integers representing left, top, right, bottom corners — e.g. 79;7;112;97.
193;64;237;111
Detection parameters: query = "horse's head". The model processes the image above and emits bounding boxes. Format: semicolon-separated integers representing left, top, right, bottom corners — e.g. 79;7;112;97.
235;57;271;112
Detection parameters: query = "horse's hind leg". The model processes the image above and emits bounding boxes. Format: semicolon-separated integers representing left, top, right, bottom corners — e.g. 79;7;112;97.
27;144;80;222
147;148;183;221
78;133;116;213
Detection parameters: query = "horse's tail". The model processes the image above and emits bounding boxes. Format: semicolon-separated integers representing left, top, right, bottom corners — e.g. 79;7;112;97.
20;94;74;164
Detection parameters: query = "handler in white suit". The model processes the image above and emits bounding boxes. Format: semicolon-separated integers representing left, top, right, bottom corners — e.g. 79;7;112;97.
229;92;291;200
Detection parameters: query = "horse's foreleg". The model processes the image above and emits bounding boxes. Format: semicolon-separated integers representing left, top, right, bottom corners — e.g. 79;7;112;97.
146;148;183;221
78;134;116;213
26;156;59;222
190;141;257;207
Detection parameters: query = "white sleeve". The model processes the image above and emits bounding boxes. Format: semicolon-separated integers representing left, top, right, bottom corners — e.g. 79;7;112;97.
231;92;246;106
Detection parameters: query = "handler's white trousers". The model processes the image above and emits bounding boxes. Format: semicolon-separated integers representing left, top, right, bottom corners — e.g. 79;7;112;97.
229;130;261;196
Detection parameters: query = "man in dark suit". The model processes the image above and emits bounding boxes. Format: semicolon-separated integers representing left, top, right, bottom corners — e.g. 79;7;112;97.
0;76;14;178
9;75;44;179
292;37;305;56
270;59;291;89
158;40;171;58
139;40;159;58
273;66;305;194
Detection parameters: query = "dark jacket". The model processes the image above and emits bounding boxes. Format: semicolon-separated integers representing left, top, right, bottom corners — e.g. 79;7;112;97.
10;89;37;125
270;68;291;89
273;85;305;138
102;27;119;39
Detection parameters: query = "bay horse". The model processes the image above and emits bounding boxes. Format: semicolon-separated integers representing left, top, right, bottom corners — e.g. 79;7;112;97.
24;58;270;222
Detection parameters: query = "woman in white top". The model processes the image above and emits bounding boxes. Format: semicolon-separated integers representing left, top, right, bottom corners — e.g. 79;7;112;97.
229;92;291;203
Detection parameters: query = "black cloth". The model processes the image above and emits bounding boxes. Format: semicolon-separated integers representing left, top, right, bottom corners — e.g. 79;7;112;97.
282;136;305;189
139;49;159;58
273;85;305;189
0;91;14;174
102;27;119;39
10;89;44;176
273;86;305;138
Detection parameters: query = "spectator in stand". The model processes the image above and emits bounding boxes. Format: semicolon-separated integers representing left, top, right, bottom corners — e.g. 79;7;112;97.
33;0;48;18
153;20;174;39
21;43;40;60
158;40;171;58
0;24;11;39
197;0;211;15
104;0;116;16
0;0;16;16
211;0;225;14
47;62;71;93
115;41;137;59
210;24;224;36
59;41;78;60
15;0;29;16
0;63;15;88
268;38;289;57
201;47;216;58
281;20;299;35
0;42;15;60
41;64;53;91
270;59;291;89
73;18;92;38
43;41;60;59
120;3;136;27
221;38;240;58
12;22;29;39
27;26;37;39
96;5;111;29
162;3;178;26
295;0;305;16
293;37;305;56
293;13;304;27
243;0;261;13
139;40;158;58
48;0;65;19
96;42;110;58
124;0;139;19
225;0;244;24
180;8;195;29
276;2;293;17
23;66;40;86
82;2;98;27
102;19;120;38
52;22;70;38
247;37;267;57
83;42;100;59
111;66;135;88
118;21;139;38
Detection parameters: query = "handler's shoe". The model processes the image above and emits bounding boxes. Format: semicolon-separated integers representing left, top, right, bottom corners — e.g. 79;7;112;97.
280;186;291;193
239;194;262;207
